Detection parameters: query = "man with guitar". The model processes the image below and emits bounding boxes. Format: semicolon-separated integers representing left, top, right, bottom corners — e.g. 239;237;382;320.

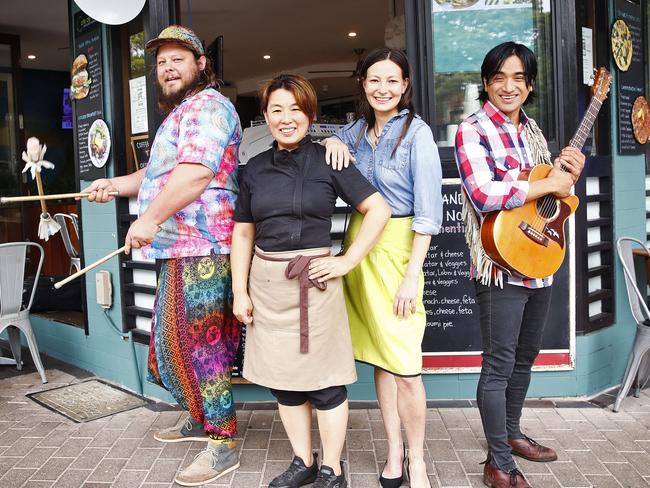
454;42;585;488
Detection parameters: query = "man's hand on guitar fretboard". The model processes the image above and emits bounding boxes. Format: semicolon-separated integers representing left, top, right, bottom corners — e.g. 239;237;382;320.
556;146;586;184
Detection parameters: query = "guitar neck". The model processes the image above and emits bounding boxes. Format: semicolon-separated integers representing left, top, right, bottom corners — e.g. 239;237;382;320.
568;98;603;150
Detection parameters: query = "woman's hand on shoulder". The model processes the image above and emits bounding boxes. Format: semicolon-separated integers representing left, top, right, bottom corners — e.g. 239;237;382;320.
308;255;354;282
233;291;253;325
322;137;355;171
394;274;419;320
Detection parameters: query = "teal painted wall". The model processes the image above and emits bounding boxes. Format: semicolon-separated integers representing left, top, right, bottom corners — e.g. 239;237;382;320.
24;0;645;404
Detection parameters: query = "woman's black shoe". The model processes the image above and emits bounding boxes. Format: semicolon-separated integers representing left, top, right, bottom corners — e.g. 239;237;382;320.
268;453;318;488
379;443;405;488
313;463;347;488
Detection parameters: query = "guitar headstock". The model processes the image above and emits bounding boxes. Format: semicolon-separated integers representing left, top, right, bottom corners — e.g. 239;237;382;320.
591;67;612;102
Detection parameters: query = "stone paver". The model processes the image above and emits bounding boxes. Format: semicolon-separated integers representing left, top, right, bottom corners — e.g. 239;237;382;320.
4;359;650;487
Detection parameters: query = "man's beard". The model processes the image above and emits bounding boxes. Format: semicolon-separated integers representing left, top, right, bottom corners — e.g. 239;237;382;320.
158;69;201;108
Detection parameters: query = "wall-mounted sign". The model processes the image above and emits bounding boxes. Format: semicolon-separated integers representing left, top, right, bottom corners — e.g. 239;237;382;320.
613;0;646;155
130;135;150;172
72;10;106;179
581;27;594;86
129;76;148;134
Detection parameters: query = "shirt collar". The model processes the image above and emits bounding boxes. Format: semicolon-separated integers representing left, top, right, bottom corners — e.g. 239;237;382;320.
483;100;529;129
272;134;312;164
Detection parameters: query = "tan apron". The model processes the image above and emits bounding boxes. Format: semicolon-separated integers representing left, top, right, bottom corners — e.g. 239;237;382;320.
243;247;357;391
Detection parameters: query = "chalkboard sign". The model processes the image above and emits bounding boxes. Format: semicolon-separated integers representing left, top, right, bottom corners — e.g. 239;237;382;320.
422;181;572;372
72;11;106;180
130;135;151;171
614;0;646;155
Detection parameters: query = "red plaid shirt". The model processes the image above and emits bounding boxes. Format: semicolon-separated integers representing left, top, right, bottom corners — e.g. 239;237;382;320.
454;101;552;289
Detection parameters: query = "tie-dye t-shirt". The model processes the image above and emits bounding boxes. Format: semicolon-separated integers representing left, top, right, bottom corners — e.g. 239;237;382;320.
137;87;241;259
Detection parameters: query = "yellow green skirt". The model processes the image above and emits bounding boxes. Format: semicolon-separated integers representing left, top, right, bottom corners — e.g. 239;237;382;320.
343;212;425;376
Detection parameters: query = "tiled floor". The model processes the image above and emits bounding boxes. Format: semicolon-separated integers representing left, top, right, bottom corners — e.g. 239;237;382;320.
1;357;650;487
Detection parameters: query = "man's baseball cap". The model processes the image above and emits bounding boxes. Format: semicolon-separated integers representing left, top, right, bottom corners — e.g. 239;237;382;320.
145;25;204;56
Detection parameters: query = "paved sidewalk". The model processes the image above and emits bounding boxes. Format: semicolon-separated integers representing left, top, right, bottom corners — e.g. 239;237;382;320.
2;359;650;488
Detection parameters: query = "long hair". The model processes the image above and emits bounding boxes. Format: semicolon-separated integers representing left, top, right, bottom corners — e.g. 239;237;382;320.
355;48;415;156
157;51;219;114
479;41;537;105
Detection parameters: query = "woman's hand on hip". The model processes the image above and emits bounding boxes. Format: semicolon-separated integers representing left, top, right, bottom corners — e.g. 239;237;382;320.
309;255;354;282
394;274;419;319
233;291;253;325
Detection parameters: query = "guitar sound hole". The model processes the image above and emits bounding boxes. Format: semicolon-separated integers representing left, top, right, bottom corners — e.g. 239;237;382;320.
536;195;558;219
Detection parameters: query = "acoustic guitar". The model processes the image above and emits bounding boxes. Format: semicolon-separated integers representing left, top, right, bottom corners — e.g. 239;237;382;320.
480;67;612;279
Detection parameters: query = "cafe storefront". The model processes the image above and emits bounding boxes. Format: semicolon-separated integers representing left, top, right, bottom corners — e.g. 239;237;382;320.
6;0;647;403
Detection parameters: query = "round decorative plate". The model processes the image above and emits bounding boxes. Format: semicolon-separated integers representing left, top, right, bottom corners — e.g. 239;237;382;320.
87;119;111;168
632;96;650;144
611;19;633;72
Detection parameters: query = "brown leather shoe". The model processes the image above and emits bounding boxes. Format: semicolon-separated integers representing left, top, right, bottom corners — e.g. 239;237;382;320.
508;436;558;462
483;463;531;488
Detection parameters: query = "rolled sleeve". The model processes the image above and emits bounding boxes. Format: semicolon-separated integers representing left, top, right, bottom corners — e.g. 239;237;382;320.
177;99;237;175
410;125;443;235
454;122;529;213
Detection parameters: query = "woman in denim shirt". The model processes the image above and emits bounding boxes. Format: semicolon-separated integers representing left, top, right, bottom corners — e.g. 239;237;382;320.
324;48;442;488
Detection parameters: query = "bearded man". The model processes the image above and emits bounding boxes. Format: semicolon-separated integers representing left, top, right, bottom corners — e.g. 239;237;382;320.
84;25;242;486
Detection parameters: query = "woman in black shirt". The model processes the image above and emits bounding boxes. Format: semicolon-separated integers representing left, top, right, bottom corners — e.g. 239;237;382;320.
231;74;390;488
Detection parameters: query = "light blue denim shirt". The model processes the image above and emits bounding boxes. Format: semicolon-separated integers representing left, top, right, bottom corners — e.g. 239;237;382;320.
335;109;443;235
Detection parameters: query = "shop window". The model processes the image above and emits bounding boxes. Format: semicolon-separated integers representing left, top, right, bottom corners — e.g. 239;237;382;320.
431;1;554;149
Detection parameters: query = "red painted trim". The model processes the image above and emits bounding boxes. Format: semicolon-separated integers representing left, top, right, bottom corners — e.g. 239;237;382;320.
422;352;571;370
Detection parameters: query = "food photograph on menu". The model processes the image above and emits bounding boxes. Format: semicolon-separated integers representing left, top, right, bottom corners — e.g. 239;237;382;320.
87;119;111;168
70;53;92;100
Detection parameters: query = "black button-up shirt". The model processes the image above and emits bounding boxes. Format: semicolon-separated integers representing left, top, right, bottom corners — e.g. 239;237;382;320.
234;136;377;251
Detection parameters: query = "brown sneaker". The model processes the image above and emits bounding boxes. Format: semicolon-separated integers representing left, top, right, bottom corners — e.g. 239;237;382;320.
508;436;558;462
483;463;531;488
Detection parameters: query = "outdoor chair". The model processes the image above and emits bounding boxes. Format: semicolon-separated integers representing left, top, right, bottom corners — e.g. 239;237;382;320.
614;236;650;412
54;213;80;274
0;242;47;383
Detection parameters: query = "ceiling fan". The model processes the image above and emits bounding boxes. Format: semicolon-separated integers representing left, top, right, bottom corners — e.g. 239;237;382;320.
307;48;365;78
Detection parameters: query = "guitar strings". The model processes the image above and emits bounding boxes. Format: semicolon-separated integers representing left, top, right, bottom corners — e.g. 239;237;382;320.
530;99;601;235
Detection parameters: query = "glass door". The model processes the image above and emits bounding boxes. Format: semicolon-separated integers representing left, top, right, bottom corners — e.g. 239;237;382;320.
0;35;24;244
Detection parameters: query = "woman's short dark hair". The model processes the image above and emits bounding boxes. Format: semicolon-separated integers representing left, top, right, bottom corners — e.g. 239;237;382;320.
479;42;537;105
259;74;317;122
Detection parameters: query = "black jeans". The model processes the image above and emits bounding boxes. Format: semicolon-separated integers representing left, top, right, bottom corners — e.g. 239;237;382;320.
474;281;552;471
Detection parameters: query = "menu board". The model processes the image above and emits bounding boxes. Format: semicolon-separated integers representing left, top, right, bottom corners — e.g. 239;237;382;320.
72;11;106;180
614;0;646;155
130;135;151;171
421;181;572;371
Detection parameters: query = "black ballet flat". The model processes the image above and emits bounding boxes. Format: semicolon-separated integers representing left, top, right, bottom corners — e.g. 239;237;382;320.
379;443;405;488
